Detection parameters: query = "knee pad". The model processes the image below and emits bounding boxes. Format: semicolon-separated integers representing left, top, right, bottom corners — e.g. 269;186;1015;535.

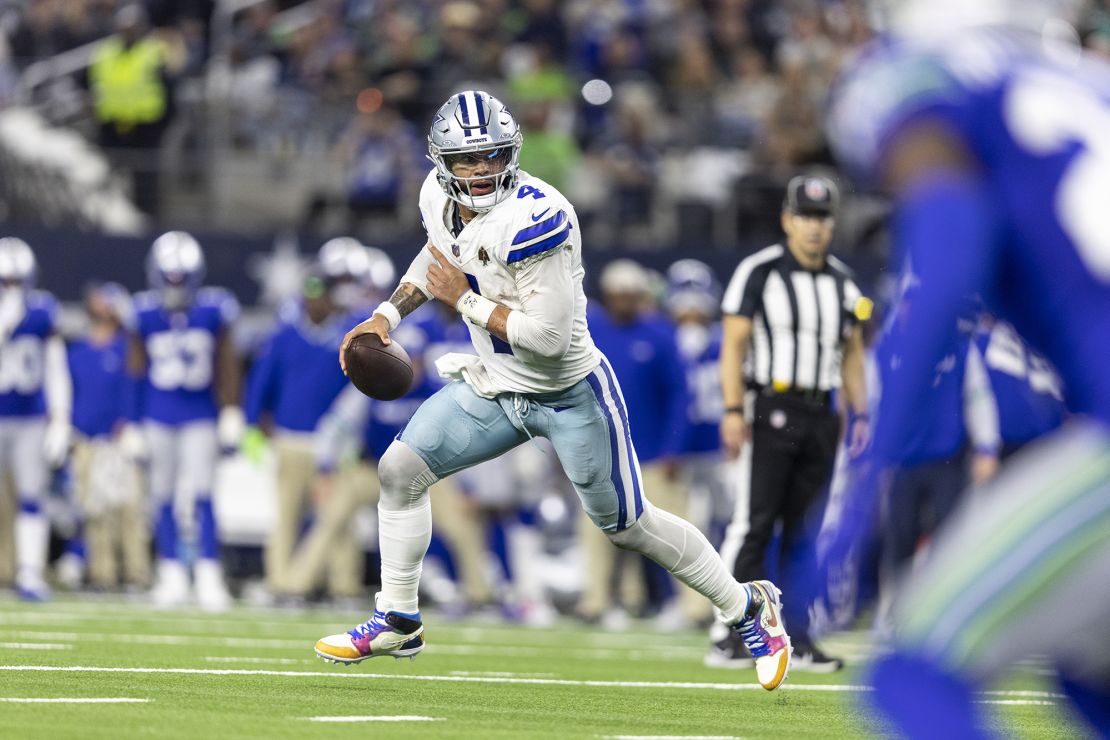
378;441;439;510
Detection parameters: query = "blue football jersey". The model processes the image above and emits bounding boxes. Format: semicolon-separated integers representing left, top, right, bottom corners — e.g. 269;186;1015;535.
676;322;723;455
0;291;57;418
134;287;239;425
829;29;1110;441
976;320;1066;447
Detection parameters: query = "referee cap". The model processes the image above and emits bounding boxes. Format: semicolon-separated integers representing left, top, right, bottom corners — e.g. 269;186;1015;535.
784;175;839;216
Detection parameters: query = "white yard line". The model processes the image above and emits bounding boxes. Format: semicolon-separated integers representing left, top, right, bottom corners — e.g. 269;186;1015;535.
305;715;444;722
448;671;559;678
0;697;149;703
0;665;1065;701
0;642;71;650
976;700;1056;706
0;629;701;661
203;657;306;665
600;736;744;740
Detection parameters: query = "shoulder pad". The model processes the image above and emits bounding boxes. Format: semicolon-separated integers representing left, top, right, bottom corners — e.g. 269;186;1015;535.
197;287;240;322
496;177;574;267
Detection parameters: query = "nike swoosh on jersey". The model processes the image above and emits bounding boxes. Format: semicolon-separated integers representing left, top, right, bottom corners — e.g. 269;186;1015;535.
531;208;551;222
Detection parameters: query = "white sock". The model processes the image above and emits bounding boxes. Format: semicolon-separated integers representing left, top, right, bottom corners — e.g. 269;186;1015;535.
15;510;48;587
375;442;438;616
377;498;432;615
609;505;750;624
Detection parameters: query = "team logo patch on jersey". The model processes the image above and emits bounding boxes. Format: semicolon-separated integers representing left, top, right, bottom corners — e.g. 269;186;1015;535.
478;247;489;265
452;244;460;257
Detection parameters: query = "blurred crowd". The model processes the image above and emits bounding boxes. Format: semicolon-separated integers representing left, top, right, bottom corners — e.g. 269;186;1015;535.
0;0;1103;242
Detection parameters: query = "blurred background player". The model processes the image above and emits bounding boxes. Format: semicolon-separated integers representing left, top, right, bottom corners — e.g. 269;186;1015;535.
67;282;149;592
581;259;698;627
714;176;870;671
872;281;1001;636
824;1;1110;735
130;231;242;609
975;314;1068;459
665;259;731;559
0;237;71;601
244;268;354;603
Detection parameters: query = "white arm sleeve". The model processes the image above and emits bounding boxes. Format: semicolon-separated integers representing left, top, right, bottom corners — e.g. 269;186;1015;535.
963;342;1000;453
398;245;436;300
505;249;574;360
314;384;371;471
44;335;72;424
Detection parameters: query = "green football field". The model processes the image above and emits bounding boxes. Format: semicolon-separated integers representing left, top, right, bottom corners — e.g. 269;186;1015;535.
0;595;1079;739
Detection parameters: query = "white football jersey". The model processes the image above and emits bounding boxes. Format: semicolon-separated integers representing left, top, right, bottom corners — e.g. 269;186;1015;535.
404;169;600;395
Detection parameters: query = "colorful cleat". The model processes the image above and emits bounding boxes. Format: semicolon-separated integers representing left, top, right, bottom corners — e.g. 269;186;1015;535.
314;610;425;664
732;580;792;691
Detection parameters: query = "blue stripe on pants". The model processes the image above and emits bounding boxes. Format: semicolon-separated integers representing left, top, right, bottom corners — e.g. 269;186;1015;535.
585;370;628;530
597;356;645;520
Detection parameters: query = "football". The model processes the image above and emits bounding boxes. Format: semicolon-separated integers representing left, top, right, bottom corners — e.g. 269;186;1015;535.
344;333;414;401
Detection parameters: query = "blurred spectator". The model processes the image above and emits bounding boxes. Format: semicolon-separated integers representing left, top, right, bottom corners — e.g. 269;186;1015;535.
714;46;778;148
87;4;175;217
600;89;664;246
426;2;501;103
364;12;434;124
515;100;581;195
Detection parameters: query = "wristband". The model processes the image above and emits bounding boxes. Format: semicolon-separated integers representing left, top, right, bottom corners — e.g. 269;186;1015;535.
724;406;744;415
372;301;401;331
456;290;498;328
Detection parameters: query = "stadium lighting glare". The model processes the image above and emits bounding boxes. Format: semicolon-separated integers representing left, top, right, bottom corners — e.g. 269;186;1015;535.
581;79;613;106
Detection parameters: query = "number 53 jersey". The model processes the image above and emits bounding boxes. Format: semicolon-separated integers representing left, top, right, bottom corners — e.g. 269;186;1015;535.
134;287;239;425
827;29;1110;424
407;169;600;396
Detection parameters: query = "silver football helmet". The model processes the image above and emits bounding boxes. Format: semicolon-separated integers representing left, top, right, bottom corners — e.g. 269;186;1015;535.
147;230;205;310
427;90;523;213
0;238;36;289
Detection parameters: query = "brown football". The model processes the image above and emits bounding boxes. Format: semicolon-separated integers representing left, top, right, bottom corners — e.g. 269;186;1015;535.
344;333;414;401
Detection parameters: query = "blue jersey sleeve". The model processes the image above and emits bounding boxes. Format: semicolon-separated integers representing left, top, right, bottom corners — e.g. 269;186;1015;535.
243;331;281;425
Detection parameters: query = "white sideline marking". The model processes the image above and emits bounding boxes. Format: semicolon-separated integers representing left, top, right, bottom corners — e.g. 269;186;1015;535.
0;666;1066;701
0;642;71;650
203;657;304;665
977;700;1056;706
306;715;443;723
0;698;149;704
0;630;701;661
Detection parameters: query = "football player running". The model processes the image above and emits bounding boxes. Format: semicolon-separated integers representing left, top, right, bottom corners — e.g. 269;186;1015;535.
129;232;242;610
0;238;72;601
822;0;1110;735
313;91;793;690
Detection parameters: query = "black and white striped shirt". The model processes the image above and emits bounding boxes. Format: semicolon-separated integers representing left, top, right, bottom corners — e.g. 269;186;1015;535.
721;244;867;392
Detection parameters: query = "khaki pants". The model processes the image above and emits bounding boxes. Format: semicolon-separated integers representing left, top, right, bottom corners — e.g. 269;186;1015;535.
73;439;150;588
577;462;711;621
429;480;494;606
0;473;13;585
265;435;318;594
282;459;371;598
284;459;475;601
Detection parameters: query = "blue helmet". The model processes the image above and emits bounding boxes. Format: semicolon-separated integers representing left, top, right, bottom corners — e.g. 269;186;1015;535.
147;231;205;309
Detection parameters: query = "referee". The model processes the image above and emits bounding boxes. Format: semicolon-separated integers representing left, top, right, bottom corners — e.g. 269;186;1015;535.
711;175;871;672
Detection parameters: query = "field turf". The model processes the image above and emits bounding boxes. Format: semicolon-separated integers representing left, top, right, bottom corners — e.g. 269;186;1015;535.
0;595;1080;739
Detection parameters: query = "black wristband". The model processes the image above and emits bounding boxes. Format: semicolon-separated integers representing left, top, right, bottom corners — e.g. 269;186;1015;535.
724;406;744;415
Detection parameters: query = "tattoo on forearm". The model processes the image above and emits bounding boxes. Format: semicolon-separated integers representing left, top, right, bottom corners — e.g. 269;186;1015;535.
389;283;428;318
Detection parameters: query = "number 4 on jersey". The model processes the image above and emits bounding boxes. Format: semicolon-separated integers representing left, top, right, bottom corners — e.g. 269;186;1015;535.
517;185;546;200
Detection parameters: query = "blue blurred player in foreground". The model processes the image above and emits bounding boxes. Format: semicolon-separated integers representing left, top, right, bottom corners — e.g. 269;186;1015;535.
825;1;1110;735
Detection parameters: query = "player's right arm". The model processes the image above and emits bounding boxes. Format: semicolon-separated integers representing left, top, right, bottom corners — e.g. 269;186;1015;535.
339;247;432;374
719;315;752;459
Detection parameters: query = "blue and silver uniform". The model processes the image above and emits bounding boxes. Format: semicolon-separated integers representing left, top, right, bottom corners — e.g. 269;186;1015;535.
0;291;57;419
829;27;1110;737
975;319;1066;453
133;287;239;425
677;323;724;456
